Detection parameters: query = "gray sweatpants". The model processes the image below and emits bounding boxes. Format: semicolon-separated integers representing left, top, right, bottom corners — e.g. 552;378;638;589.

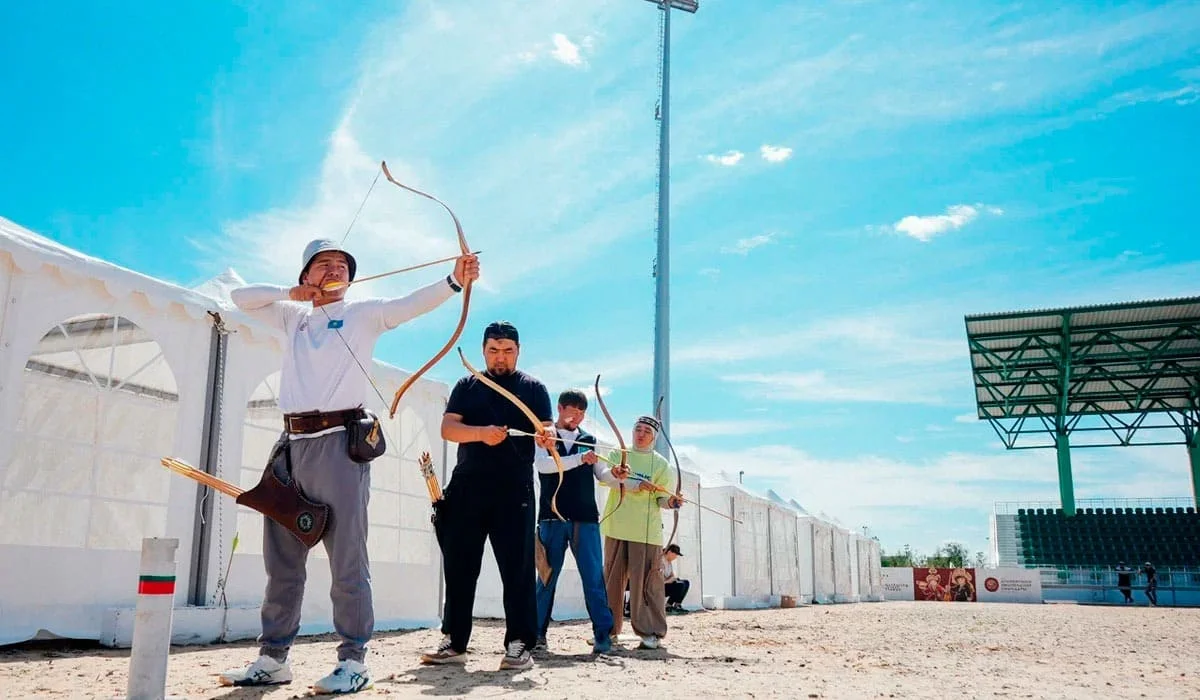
259;431;373;663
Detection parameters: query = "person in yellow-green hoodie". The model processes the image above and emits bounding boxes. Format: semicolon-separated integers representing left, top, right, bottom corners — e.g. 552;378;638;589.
599;415;682;650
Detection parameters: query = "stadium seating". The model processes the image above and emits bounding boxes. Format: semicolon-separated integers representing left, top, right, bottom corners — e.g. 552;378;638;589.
1015;507;1200;568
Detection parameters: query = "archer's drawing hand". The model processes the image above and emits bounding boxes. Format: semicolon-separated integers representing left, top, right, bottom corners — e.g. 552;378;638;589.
635;480;657;493
580;450;599;465
478;425;508;446
534;428;557;450
289;284;324;303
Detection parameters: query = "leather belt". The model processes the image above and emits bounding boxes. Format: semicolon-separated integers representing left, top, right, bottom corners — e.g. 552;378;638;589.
283;408;366;435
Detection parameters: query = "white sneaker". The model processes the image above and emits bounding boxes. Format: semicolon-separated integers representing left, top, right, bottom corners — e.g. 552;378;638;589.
638;635;660;650
498;639;533;671
312;659;373;694
217;654;292;686
420;635;467;664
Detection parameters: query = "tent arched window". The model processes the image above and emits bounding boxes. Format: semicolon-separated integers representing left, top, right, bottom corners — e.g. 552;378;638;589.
0;313;178;550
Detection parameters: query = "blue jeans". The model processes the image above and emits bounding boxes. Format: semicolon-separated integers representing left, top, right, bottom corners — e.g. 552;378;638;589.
535;520;613;642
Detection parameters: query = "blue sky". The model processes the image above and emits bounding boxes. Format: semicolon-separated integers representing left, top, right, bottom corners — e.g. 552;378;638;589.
3;0;1199;559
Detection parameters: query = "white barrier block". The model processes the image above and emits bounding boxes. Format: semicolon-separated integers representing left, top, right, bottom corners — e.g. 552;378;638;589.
124;537;179;700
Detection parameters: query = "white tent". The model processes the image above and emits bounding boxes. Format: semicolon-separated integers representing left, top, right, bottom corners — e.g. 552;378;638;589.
697;483;771;605
832;526;857;603
0;216;449;645
766;491;815;604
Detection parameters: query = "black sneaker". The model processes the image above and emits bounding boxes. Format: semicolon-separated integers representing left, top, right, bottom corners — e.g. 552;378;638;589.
499;640;533;671
420;635;466;665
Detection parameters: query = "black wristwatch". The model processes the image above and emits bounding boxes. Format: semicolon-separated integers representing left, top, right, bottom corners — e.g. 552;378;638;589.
446;274;462;292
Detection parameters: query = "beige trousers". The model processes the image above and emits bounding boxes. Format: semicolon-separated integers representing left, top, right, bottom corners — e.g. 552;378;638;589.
603;537;667;639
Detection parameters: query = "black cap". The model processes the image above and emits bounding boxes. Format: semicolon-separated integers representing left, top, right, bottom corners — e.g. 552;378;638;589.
484;320;519;343
665;544;682;556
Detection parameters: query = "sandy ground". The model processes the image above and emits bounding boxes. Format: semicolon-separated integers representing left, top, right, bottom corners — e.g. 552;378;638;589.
1;601;1198;699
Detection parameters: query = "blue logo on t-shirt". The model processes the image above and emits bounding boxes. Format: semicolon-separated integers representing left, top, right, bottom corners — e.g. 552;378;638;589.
327;319;344;329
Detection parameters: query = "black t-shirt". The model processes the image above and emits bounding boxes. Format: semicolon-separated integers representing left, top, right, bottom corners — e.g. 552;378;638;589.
444;369;552;484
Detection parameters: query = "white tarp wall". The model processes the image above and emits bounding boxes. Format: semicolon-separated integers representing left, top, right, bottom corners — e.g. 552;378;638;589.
810;518;836;603
697;483;777;606
698;484;735;602
768;503;802;601
796;515;815;604
847;533;862;602
868;540;888;600
832;527;857;602
730;487;772;598
0;218;449;645
855;537;873;600
1;220;209;644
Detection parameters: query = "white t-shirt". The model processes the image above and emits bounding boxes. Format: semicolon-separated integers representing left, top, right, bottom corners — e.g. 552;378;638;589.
230;277;458;422
533;427;613;481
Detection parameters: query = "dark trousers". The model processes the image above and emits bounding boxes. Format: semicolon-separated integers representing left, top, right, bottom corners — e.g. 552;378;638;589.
439;476;537;652
665;580;690;607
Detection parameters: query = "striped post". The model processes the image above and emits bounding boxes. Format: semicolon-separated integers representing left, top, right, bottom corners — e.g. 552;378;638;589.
126;537;179;700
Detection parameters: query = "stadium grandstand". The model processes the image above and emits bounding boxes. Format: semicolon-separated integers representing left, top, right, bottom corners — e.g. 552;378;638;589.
964;295;1200;603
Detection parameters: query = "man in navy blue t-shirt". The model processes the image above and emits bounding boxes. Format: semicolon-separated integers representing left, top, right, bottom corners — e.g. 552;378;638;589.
419;321;553;672
532;389;622;654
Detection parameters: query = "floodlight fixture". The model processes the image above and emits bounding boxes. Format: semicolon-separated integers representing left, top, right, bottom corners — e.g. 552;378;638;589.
643;0;699;12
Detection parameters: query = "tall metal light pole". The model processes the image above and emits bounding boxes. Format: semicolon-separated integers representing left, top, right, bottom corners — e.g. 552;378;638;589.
646;0;697;454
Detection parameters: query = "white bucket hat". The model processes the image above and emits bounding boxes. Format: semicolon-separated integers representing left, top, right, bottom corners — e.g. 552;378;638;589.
299;239;357;285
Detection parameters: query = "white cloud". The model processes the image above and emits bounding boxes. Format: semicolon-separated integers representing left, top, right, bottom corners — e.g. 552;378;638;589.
882;203;1004;242
703;150;744;166
721;369;951;404
550;33;585;67
678;442;1194;553
955;413;979;424
529;307;971;397
760;144;793;162
894;204;979;242
698;267;721;278
720;232;776;255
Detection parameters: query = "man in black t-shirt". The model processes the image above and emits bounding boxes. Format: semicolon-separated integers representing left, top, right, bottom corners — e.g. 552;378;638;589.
1142;561;1158;606
1115;561;1134;604
419;321;553;672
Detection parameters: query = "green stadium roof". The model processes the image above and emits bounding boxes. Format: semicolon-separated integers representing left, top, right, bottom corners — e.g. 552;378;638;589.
964;295;1200;448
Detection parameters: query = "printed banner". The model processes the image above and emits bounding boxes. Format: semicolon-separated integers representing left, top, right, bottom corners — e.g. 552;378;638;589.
976;568;1042;603
881;567;915;600
913;566;977;602
881;567;1043;603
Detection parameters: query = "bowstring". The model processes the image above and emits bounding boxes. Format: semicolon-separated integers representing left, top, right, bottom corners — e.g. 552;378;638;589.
341;170;381;244
320;166;390;412
318;304;391;412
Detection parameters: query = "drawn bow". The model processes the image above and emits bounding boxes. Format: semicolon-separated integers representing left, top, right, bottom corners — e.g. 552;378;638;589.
380;160;474;420
456;348;566;521
595;374;628;524
656;396;685;549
